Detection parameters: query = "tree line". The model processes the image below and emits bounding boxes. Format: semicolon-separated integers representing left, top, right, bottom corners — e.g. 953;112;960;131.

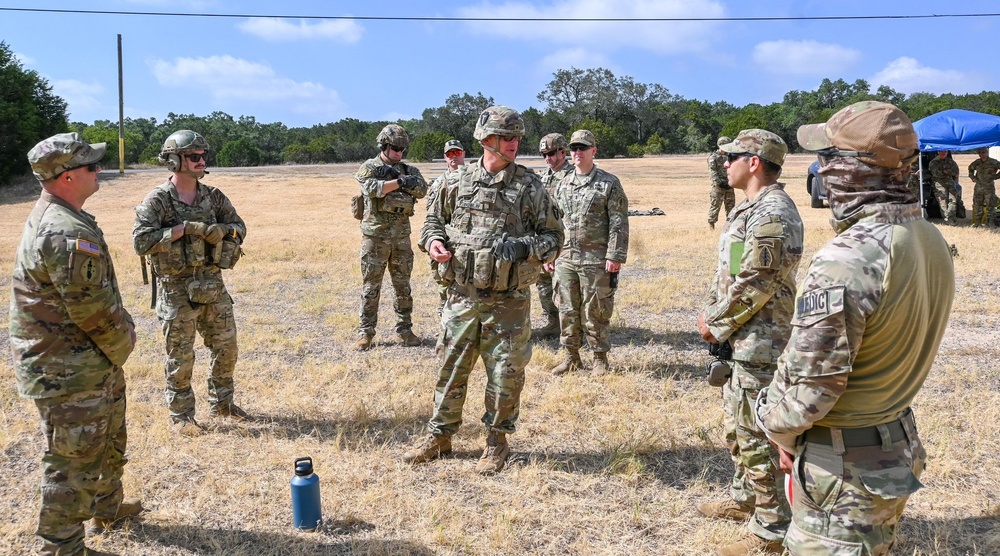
5;38;1000;187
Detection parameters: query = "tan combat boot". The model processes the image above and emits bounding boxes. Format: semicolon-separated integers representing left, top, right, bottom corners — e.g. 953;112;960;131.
88;498;144;535
550;349;582;376
475;431;510;475
696;498;754;522
535;313;560;339
353;333;373;351
209;403;251;421
170;416;204;437
592;352;611;376
717;533;783;556
402;434;452;464
398;329;422;347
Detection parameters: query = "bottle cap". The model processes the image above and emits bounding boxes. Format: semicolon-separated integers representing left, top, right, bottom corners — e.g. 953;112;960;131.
294;456;313;476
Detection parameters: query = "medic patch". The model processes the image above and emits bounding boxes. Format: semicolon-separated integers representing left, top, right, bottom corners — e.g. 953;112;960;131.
752;238;781;270
74;239;101;257
794;286;845;323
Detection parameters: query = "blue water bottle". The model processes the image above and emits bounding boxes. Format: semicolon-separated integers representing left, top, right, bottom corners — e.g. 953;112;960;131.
290;456;322;531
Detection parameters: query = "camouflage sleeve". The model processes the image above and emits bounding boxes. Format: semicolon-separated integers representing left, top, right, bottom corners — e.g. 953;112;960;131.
210;188;246;240
968;160;978;181
420;176;453;253
759;226;886;448
606;178;629;263
403;165;428;200
132;191;173;256
948;159;959;178
355;161;386;198
44;232;135;367
426;175;443;211
527;178;564;264
704;206;802;342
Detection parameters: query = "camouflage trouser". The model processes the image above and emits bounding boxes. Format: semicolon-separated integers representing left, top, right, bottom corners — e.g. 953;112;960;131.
161;294;238;420
34;366;127;555
427;288;531;437
359;235;414;337
785;412;925;555
932;180;958;221
534;270;558;319
723;362;790;541
708;185;736;225
971;183;996;225
553;261;616;353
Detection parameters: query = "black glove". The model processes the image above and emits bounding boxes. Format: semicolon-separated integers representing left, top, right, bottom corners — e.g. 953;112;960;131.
492;235;532;262
373;164;399;181
399;174;420;192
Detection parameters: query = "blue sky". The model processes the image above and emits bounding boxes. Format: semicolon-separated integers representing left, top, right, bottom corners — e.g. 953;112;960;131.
3;1;999;128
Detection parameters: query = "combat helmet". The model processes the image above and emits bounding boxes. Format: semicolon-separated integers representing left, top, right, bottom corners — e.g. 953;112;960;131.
376;124;410;150
474;105;525;140
159;130;209;171
539;133;568;153
717;136;732;147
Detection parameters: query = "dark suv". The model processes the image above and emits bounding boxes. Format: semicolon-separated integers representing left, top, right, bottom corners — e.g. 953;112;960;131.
806;160;826;208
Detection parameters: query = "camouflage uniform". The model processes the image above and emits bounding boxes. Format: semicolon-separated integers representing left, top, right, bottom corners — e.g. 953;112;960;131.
928;154;959;223
704;178;801;542
133;179;246;422
760;101;955;555
708;150;736;226
419;157;563;437
429;164;464;313
11;134;136;555
968;154;1000;226
535;159;574;324
552;165;629;354
355;156;427;338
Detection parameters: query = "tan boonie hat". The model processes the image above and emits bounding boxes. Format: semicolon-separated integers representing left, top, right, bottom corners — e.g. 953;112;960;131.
28;132;106;181
569;129;595;147
719;129;787;166
539;133;568;153
443;139;463;154
797;101;918;169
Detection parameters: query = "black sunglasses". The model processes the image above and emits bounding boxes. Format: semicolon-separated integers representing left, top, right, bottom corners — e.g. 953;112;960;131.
184;153;206;162
388;145;405;153
726;152;754;163
541;150;558;158
569;144;591;152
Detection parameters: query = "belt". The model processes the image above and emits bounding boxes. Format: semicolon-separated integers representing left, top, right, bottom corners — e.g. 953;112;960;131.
803;418;907;448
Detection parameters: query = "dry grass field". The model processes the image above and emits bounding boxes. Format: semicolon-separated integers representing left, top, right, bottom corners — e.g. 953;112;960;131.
1;153;998;555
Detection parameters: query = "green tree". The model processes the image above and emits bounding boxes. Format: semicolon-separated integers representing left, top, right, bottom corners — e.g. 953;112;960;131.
217;137;263;167
407;131;451;162
0;41;68;186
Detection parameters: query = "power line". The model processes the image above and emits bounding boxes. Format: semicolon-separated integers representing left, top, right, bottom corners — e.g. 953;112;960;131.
1;6;999;22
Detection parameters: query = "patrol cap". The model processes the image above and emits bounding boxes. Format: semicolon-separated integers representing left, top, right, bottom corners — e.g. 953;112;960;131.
539;133;568;153
719;129;787;167
28;132;106;181
717;136;732;147
797;101;918;169
443;139;463;154
569;129;596;148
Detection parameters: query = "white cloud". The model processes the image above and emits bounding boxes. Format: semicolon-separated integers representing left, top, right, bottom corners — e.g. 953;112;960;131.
538;48;612;76
237;18;364;43
457;0;724;54
380;112;413;122
13;51;36;66
149;55;344;117
752;40;861;75
870;57;982;95
50;79;105;117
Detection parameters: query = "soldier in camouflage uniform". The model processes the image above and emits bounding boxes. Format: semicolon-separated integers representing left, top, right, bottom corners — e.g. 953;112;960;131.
708;136;737;229
967;147;1000;227
404;106;563;475
535;132;574;338
11;133;142;555
133;130;249;437
696;129;801;556
428;139;466;315
758;101;954;556
353;124;428;350
547;130;628;376
928;150;960;224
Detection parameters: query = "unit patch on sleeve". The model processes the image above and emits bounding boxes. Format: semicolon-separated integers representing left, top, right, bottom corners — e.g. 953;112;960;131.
793;286;845;324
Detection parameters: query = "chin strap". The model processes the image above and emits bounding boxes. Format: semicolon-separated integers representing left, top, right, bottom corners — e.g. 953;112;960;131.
481;137;516;165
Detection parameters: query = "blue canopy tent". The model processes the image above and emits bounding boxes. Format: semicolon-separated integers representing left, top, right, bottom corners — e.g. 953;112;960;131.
912;109;1000;215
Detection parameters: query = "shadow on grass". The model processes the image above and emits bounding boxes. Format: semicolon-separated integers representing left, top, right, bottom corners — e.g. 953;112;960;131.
219;414;427;451
129;521;434;556
894;513;1000;553
614;325;704;349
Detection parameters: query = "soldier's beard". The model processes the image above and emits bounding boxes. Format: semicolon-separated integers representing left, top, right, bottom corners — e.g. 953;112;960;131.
820;155;917;228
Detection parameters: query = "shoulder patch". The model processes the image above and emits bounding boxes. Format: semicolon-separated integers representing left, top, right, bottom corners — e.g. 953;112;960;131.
793;286;845;324
74;238;101;257
755;222;784;237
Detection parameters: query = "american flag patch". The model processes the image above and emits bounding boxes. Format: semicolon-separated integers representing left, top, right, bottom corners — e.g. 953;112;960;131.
75;239;101;257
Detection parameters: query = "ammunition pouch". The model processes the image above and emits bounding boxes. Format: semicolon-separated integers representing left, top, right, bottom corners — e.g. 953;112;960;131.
211;237;243;269
451;245;540;292
150;240;189;277
351;195;364;220
378;190;415;216
187;276;223;305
